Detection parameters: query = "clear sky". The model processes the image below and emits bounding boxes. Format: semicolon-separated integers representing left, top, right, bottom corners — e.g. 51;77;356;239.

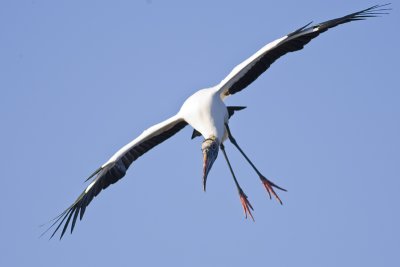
1;1;399;266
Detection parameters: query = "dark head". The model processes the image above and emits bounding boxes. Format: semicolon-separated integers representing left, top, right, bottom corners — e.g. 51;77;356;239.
202;136;219;191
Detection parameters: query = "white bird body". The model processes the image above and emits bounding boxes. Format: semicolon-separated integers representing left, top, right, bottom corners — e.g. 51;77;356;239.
180;87;228;143
44;4;389;239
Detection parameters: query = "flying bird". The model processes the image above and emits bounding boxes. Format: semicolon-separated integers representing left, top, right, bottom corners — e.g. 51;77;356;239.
44;4;390;239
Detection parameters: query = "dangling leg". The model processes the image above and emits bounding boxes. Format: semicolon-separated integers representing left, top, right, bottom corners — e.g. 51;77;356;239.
220;143;254;221
225;123;286;204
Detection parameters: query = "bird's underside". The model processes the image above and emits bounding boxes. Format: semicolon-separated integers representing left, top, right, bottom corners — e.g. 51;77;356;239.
42;4;390;239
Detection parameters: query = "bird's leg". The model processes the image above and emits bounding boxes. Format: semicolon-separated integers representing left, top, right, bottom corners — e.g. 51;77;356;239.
220;143;254;221
224;123;286;204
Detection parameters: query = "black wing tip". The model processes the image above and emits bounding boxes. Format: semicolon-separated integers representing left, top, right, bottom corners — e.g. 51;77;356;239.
367;3;392;11
354;3;392;18
49;204;85;240
52;207;77;240
40;191;89;240
345;3;392;21
39;208;70;240
43;163;125;240
291;4;391;36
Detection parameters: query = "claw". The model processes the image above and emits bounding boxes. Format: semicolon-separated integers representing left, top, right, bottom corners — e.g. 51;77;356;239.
260;175;286;205
238;189;255;221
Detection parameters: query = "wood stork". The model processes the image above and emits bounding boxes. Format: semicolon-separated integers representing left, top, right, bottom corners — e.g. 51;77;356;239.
44;4;389;239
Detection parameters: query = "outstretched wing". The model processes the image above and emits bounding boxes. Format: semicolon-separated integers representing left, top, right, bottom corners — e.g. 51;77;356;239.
217;4;390;98
44;114;187;239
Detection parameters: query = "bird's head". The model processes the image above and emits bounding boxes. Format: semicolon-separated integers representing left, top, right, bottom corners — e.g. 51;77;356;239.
202;136;219;191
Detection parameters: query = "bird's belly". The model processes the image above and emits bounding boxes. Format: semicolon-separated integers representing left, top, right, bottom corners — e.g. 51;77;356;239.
179;89;228;141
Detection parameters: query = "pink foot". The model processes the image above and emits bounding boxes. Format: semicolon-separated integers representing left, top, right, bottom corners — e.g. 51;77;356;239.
238;189;255;221
260;176;286;205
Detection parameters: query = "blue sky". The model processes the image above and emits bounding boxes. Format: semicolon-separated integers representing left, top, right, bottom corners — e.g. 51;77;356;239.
1;1;399;266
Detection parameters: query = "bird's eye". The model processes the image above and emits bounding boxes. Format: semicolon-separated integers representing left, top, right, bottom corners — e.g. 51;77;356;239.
211;143;217;150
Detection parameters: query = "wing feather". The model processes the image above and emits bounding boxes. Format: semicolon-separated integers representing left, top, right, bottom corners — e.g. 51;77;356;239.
217;4;390;98
43;114;187;239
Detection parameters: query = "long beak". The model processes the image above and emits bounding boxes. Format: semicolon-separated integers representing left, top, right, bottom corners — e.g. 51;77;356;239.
202;153;209;191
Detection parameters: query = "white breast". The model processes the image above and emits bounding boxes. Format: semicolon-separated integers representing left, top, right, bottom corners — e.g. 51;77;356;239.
179;87;228;142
